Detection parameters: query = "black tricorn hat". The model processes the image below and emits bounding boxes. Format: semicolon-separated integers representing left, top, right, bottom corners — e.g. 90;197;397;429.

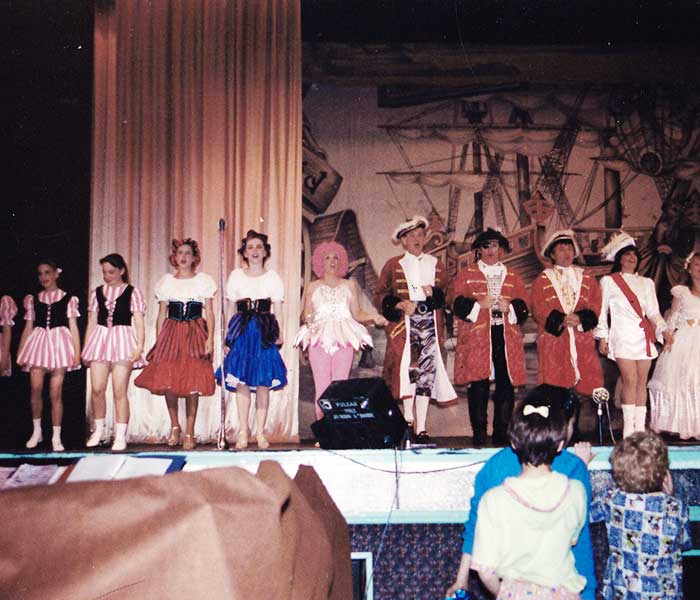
471;228;511;253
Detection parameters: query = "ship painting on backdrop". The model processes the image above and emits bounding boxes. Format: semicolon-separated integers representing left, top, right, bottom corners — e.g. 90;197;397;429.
301;83;700;443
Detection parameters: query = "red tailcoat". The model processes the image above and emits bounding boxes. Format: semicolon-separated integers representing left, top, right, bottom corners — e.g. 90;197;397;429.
448;265;529;386
531;268;603;395
375;254;455;401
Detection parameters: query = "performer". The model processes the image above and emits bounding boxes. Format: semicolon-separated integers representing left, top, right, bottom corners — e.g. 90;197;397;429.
17;260;81;451
449;228;529;446
295;241;387;419
82;254;146;451
649;252;700;439
531;230;604;397
595;233;670;438
218;230;287;450
135;239;216;451
0;294;18;377
375;215;456;444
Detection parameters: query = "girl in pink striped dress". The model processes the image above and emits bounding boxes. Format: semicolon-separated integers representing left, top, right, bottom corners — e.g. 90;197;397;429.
82;254;146;451
17;260;81;451
0;295;18;377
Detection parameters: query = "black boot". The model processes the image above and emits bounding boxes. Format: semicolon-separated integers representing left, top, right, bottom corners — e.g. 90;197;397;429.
468;380;489;447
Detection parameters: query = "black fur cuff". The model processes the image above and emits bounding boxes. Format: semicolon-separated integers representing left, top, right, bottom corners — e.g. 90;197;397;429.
453;295;476;321
431;287;445;310
545;310;566;336
382;295;403;322
511;298;529;325
576;308;598;332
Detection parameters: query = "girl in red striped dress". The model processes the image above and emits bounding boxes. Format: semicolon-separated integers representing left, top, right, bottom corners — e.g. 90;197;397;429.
82;254;146;451
0;294;18;377
135;239;216;450
17;260;81;451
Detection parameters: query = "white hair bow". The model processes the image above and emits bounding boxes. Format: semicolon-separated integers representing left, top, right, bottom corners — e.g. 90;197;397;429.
523;404;549;418
684;251;697;270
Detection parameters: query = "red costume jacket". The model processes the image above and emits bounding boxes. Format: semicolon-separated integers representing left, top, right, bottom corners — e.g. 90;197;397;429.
531;268;603;395
448;265;529;386
375;254;455;401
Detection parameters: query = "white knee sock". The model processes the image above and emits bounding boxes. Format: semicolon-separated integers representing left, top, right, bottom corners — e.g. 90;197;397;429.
414;395;430;433
635;406;647;432
622;405;636;438
402;398;414;426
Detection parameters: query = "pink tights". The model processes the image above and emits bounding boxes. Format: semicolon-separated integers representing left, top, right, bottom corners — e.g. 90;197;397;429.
308;344;355;419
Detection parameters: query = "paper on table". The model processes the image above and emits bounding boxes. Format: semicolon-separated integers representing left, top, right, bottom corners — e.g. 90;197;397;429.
113;457;173;479
3;464;59;489
0;466;17;489
67;455;126;482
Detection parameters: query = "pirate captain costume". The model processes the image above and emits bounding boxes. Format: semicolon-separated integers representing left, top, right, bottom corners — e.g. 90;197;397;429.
375;216;456;443
449;228;529;446
531;229;604;396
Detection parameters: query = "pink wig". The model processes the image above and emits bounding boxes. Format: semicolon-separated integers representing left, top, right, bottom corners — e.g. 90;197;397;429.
312;241;349;278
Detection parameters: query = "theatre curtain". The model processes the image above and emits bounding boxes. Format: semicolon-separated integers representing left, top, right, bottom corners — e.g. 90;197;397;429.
91;0;302;442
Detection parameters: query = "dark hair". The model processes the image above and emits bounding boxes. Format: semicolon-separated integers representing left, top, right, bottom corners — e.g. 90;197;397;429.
508;385;569;467
545;239;576;260
99;253;130;284
169;238;201;268
610;246;641;274
37;258;60;272
611;431;668;493
238;230;271;264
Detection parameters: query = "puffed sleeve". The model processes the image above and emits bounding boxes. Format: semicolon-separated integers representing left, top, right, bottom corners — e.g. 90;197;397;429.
198;273;217;299
87;288;98;312
130;286;146;313
225;270;240;302
67;296;80;318
23;294;35;321
0;295;18;327
153;274;171;302
268;271;285;303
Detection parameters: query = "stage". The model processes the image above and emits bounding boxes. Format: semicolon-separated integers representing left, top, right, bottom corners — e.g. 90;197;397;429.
3;443;700;599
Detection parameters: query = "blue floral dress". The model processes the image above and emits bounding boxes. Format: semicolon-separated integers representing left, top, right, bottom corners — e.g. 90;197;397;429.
590;489;691;599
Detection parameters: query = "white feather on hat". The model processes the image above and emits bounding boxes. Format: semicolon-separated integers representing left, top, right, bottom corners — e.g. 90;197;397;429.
599;231;636;263
542;229;581;258
391;215;429;243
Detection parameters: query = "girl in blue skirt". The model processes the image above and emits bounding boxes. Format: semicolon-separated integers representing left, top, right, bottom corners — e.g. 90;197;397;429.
218;230;286;449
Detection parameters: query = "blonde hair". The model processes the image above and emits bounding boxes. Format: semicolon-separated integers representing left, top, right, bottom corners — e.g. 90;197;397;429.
611;431;669;493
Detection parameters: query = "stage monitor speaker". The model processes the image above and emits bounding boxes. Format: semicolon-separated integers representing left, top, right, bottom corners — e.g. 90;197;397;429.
311;377;408;449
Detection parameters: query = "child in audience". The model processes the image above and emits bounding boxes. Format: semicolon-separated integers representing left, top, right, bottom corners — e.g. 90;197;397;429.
590;431;691;599
446;385;596;599
469;388;588;598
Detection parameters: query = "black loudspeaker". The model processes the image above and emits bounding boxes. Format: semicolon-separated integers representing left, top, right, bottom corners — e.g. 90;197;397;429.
311;377;408;449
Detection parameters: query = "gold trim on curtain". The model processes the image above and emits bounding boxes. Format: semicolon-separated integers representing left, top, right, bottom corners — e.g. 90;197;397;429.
91;0;302;443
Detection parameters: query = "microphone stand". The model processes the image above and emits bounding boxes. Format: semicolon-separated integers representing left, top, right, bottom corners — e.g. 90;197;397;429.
217;218;229;450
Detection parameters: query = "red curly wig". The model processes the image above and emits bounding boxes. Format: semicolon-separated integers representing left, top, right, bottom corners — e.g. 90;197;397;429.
169;238;201;268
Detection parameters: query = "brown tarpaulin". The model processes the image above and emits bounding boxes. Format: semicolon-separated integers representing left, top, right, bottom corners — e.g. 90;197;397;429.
0;462;351;599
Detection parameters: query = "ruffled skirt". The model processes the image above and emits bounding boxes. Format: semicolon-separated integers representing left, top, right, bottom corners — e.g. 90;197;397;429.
134;318;215;397
17;326;80;371
82;324;145;368
294;317;373;354
216;315;287;391
649;324;700;439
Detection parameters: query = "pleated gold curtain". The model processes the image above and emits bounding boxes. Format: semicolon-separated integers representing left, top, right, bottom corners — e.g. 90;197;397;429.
91;0;302;442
